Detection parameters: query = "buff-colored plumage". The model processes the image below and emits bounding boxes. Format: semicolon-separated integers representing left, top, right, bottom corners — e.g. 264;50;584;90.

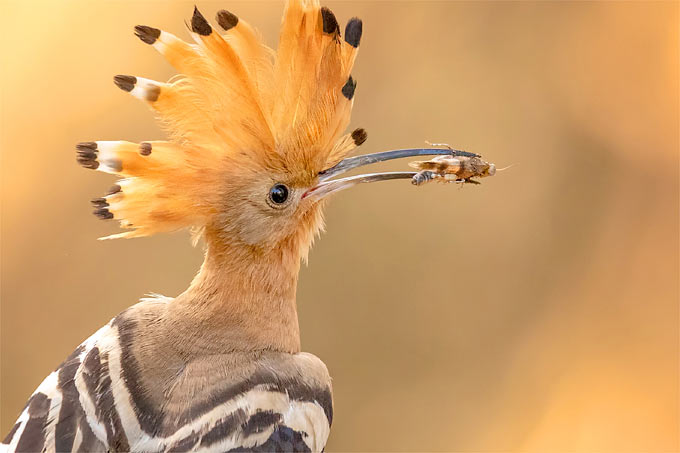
81;1;362;239
5;4;487;450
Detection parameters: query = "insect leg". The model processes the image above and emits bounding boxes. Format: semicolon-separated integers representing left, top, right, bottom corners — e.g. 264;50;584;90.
425;141;454;150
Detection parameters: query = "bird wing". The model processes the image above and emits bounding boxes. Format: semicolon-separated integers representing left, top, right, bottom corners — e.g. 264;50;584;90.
2;302;332;453
2;324;111;452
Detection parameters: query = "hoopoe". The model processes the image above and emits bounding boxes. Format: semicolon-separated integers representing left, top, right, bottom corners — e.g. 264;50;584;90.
2;2;472;452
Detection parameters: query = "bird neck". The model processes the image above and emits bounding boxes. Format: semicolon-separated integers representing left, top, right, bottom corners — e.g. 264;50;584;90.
169;226;303;354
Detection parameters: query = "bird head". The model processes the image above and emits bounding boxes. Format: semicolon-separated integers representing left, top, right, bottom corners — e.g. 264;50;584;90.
78;2;452;262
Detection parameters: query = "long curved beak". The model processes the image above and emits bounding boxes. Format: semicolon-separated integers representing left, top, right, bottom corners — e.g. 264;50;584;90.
303;147;478;201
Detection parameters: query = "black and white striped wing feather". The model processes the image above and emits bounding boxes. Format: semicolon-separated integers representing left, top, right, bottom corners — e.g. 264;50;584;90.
2;317;332;452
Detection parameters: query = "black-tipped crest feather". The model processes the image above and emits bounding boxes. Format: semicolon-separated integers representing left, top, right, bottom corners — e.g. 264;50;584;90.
139;143;152;156
113;75;136;92
351;128;367;146
341;76;356;100
344;18;362;47
76;142;98;169
91;198;109;208
191;7;212;36
320;7;340;35
134;25;161;45
93;208;113;220
216;10;239;31
76;1;366;239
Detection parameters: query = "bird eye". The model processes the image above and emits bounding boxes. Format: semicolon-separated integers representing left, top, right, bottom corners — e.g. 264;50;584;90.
268;183;289;206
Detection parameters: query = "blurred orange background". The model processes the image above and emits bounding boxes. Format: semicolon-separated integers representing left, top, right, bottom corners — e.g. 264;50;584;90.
1;1;678;451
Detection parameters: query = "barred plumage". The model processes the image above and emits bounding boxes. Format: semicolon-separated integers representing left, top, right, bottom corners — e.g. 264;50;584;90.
4;2;348;450
4;298;332;452
4;1;472;452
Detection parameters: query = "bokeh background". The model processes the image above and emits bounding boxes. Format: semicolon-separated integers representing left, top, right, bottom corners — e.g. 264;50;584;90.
1;1;678;451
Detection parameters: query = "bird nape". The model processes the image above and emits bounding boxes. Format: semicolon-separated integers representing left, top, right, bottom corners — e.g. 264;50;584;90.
4;2;495;452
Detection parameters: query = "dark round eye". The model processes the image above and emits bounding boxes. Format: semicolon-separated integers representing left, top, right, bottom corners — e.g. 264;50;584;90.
269;183;289;205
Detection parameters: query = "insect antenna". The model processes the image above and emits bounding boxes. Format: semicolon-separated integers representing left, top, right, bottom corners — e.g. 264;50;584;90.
495;164;516;172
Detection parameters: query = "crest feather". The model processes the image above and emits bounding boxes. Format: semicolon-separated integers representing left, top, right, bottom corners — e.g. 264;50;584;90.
79;1;364;239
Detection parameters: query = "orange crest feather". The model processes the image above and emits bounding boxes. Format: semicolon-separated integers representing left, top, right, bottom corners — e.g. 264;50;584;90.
76;1;364;239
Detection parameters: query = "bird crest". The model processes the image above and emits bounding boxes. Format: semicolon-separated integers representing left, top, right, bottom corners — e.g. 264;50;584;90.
78;1;364;239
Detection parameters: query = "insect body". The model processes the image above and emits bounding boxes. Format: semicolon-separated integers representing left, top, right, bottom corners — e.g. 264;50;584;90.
409;153;496;186
411;170;438;186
